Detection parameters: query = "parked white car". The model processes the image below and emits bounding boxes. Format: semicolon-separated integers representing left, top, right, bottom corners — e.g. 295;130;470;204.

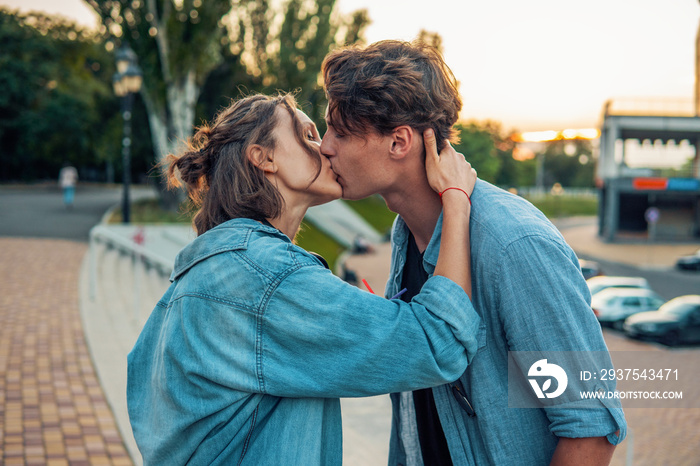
591;288;665;328
586;276;650;297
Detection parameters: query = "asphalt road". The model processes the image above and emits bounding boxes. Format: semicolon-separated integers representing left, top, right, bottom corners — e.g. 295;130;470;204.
552;217;700;300
576;254;700;301
0;184;151;242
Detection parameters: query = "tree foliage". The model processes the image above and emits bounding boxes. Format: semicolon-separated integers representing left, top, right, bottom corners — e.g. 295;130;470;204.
0;9;136;181
200;0;369;125
451;120;540;188
84;0;369;206
83;0;369;146
84;0;234;200
541;139;596;187
452;121;502;183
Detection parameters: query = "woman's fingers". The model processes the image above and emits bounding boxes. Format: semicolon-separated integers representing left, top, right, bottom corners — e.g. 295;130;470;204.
424;129;478;196
424;128;443;193
424;129;439;164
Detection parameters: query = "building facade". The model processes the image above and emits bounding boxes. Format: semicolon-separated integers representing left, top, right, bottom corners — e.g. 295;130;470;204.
596;99;700;242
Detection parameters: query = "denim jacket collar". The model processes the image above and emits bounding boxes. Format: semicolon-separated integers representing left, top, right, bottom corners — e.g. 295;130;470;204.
170;218;289;281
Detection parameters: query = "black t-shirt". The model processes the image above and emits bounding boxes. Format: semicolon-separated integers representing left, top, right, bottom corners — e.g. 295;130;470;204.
400;232;453;466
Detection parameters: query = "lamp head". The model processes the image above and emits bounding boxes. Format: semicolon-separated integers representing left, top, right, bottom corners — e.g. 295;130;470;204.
112;72;127;97
115;45;137;74
123;63;143;93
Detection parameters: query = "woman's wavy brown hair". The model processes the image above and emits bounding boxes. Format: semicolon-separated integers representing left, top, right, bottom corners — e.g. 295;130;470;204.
322;40;462;151
165;93;322;236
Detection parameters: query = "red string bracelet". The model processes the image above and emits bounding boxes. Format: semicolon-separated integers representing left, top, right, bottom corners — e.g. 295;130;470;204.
439;187;471;205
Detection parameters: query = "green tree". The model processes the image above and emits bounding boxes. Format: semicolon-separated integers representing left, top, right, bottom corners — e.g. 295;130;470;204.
450;120;541;188
199;0;369;125
266;0;367;122
452;121;502;184
0;9;124;181
86;0;368;206
85;0;234;204
416;29;443;52
493;129;537;188
541;139;595;188
495;151;537;188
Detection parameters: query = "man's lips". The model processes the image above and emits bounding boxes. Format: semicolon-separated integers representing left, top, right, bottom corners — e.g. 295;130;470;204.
328;162;341;181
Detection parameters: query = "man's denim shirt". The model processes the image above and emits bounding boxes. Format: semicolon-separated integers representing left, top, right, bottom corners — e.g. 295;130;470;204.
386;180;627;466
127;218;481;465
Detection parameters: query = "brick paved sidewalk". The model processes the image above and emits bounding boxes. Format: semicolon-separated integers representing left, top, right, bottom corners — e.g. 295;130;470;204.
0;238;131;466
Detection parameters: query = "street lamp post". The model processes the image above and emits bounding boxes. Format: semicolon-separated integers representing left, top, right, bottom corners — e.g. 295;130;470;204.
113;46;143;224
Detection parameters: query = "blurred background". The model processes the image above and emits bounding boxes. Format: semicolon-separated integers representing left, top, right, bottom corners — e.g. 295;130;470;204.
0;0;695;191
1;1;700;465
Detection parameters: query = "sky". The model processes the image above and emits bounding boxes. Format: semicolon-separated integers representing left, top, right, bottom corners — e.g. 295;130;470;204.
1;0;699;134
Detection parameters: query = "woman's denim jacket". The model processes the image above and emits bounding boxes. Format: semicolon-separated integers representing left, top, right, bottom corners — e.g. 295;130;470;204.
127;218;480;465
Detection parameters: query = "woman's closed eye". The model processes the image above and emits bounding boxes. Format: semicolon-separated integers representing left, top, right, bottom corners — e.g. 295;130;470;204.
306;128;321;143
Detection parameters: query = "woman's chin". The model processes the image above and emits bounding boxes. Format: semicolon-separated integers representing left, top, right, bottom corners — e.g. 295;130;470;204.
311;186;342;206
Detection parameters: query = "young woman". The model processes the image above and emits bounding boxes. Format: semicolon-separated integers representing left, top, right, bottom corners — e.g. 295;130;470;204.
127;93;478;465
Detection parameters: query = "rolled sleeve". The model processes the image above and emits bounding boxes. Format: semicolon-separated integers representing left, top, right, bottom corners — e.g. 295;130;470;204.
548;407;626;445
498;234;627;444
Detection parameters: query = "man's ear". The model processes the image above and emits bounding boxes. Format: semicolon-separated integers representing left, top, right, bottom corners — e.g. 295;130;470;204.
247;144;277;173
389;125;414;160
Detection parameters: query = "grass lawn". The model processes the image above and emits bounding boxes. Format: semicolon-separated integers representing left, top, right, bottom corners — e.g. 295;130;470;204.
294;221;345;271
109;198;345;270
525;195;598;218
108;198;194;224
344;195;396;236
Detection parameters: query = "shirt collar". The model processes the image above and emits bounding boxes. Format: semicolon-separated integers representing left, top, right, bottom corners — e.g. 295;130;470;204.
393;179;482;275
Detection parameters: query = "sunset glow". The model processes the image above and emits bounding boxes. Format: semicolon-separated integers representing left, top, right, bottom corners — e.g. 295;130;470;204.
1;0;697;132
516;128;600;143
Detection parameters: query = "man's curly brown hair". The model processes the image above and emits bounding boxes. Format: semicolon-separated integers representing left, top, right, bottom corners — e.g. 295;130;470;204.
322;40;462;151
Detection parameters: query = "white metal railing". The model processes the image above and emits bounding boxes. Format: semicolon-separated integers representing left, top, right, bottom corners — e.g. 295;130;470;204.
87;224;192;328
89;225;173;298
515;187;598;198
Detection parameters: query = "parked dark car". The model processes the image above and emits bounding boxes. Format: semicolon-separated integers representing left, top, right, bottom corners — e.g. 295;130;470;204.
579;259;602;280
623;295;700;346
676;249;700;271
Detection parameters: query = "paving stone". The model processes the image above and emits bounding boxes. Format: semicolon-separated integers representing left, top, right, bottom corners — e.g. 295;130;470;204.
0;239;132;465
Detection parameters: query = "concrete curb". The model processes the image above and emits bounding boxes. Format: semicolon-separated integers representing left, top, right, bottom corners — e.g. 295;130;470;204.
79;248;144;465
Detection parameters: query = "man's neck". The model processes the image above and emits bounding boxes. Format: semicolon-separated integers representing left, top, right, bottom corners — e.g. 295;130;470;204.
382;178;442;253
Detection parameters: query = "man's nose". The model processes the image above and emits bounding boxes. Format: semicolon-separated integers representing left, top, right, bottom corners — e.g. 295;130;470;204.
319;134;334;158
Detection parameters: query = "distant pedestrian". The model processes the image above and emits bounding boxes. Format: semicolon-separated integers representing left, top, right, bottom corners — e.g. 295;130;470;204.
58;163;78;208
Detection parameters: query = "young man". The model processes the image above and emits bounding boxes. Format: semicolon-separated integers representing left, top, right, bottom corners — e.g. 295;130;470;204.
320;40;626;466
